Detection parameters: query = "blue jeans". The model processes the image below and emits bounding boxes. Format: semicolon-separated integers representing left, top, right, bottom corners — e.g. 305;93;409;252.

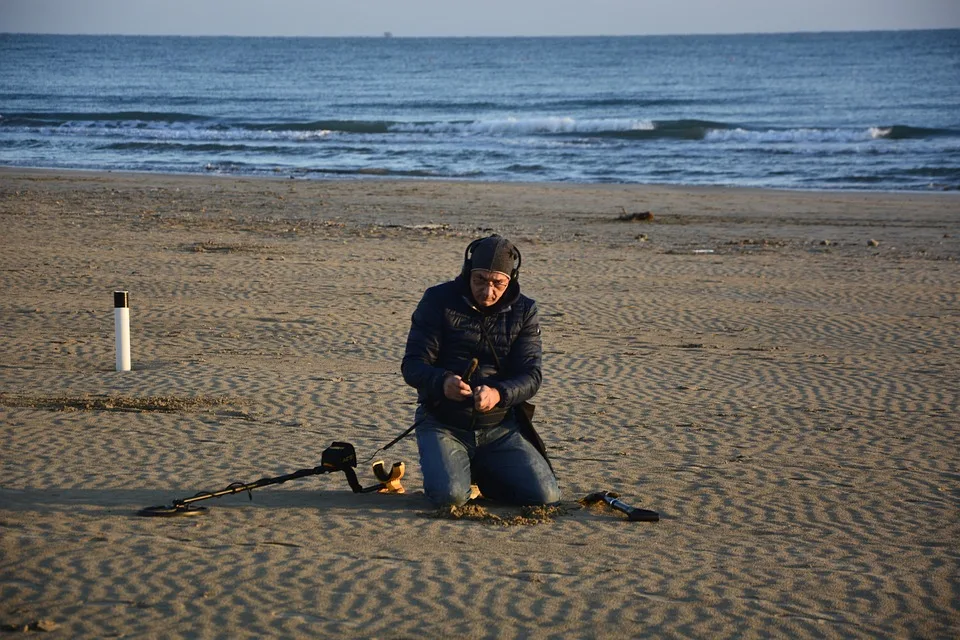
415;406;561;507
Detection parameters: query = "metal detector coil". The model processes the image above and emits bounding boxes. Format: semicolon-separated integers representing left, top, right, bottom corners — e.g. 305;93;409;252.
138;504;208;518
137;441;404;518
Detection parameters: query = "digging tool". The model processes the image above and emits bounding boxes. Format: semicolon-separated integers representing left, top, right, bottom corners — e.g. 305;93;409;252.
582;491;659;522
461;357;478;384
137;441;404;517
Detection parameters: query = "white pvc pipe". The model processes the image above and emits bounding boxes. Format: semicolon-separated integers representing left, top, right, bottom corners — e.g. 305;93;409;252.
114;290;131;371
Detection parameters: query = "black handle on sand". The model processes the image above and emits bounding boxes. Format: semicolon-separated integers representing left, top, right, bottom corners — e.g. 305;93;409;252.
583;491;659;522
604;494;660;522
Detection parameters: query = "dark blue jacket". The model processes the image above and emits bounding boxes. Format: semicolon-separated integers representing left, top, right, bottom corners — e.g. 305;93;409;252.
401;275;542;430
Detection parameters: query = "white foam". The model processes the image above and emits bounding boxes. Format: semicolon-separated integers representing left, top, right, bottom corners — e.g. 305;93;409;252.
705;127;877;144
390;117;656;136
294;130;332;141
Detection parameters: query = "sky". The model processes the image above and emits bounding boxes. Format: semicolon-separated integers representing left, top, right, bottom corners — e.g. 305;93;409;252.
1;0;959;37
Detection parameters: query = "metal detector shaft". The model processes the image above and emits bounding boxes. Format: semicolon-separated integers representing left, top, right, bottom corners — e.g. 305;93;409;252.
174;464;335;508
138;441;391;517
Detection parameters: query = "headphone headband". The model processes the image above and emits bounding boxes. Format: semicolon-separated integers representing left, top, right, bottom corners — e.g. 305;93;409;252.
462;235;521;281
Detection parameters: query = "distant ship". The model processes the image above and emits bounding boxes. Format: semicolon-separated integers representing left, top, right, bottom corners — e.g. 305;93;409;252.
383;32;393;38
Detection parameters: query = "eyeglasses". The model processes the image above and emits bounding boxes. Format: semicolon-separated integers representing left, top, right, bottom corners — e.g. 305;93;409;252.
471;273;510;291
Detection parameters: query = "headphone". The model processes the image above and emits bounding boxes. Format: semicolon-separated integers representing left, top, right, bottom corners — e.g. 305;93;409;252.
461;235;522;282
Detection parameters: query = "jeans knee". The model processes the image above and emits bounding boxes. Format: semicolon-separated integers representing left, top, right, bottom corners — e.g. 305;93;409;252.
425;484;471;508
540;483;562;506
524;480;561;506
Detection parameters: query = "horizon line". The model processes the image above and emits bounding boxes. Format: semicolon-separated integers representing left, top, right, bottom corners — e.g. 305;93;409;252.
2;26;958;39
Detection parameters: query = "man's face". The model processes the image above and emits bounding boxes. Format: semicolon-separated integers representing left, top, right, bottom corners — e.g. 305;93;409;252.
470;269;510;307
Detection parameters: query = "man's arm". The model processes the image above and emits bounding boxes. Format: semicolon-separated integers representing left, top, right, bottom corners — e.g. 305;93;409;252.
401;289;451;403
491;299;543;408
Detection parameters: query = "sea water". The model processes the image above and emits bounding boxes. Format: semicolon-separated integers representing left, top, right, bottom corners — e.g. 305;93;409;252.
1;31;958;190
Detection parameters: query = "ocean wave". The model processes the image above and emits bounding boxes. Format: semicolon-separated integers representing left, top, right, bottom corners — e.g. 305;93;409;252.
0;111;207;126
869;125;958;139
706;127;867;143
901;166;960;179
504;163;549;173
585;119;732;140
703;126;960;144
6;112;955;147
100;141;300;154
387;117;737;140
255;116;737;141
242;120;391;134
390;116;652;135
0;111;729;140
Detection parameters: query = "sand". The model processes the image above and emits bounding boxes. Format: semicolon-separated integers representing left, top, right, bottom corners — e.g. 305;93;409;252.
0;168;957;638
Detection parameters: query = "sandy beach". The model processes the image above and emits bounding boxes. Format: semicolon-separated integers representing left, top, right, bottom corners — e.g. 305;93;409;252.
1;168;957;638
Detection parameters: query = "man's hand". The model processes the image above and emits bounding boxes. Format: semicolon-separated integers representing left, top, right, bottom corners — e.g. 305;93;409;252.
473;385;501;413
443;374;473;401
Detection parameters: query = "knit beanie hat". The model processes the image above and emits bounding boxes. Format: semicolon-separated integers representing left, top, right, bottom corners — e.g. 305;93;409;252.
470;236;518;278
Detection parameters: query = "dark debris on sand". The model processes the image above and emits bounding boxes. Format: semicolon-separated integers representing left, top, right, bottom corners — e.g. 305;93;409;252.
0;392;242;414
418;503;571;526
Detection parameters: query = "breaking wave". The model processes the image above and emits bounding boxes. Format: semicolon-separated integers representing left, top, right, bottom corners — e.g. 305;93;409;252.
3;111;957;147
868;125;957;139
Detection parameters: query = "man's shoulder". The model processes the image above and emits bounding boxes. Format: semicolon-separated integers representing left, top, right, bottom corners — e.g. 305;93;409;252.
513;291;538;314
420;279;462;306
516;291;536;306
424;279;459;295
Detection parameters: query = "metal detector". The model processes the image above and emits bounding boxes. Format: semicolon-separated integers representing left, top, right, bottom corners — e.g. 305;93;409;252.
137;441;404;517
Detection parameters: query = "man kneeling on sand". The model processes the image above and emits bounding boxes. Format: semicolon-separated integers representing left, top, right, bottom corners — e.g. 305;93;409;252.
401;235;560;507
